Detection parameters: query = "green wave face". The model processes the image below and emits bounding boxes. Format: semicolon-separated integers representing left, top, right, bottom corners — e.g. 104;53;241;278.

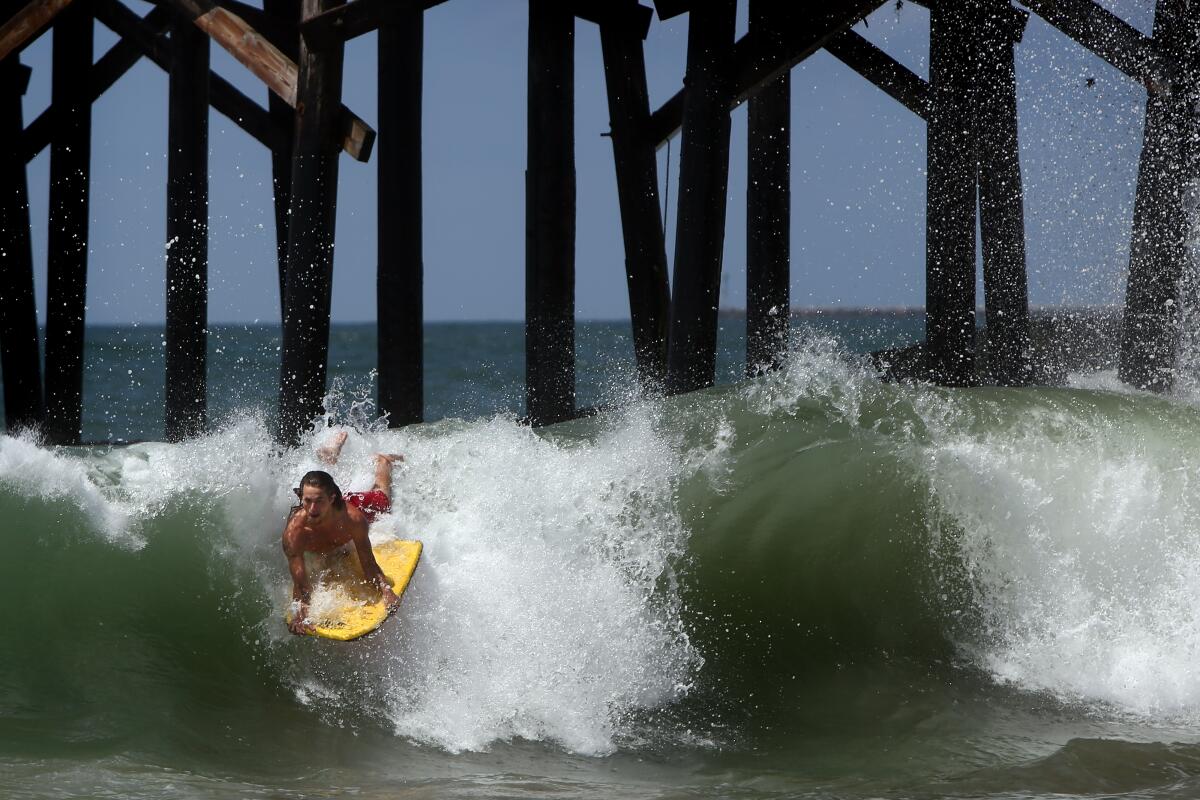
6;334;1200;764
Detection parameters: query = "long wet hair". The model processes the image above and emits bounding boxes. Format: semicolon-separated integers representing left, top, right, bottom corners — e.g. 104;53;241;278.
293;470;345;510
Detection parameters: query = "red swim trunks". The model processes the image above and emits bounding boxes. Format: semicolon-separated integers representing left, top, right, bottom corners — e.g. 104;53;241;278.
344;490;391;522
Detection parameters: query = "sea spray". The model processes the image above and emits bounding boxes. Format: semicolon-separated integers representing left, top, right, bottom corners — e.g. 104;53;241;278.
272;407;705;754
14;328;1200;756
914;387;1200;720
0;432;138;546
0;401;713;756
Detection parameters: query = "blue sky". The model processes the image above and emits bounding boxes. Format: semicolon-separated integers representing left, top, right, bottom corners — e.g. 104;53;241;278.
18;0;1154;324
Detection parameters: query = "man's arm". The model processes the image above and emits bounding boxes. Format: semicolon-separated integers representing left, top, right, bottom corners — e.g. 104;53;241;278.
283;534;316;635
349;521;400;611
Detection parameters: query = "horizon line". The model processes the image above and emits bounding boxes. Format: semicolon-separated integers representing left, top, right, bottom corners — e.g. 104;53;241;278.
74;304;1125;327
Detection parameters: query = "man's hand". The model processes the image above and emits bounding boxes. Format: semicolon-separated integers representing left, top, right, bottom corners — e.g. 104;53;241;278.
375;575;401;613
383;586;401;613
288;603;316;635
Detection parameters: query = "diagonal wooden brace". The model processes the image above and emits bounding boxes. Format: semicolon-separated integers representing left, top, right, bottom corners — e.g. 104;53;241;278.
1020;0;1162;86
647;0;884;147
0;0;75;63
163;0;374;160
85;0;287;155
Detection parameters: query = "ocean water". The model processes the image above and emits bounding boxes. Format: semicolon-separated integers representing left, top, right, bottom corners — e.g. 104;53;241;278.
8;313;1200;799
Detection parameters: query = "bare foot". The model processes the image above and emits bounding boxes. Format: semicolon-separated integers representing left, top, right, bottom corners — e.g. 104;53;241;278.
317;431;349;465
376;453;404;464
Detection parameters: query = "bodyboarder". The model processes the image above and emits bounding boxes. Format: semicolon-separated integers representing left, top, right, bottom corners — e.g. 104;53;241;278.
282;431;404;635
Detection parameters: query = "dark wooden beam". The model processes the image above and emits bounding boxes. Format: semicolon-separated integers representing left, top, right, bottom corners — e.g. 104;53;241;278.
978;2;1032;386
278;0;346;444
43;0;92;443
665;0;736;394
85;0;286;155
746;0;790;377
525;0;576;425
574;0;652;39
299;0;446;50
0;57;44;431
1019;0;1162;84
163;0;374;161
825;29;929;118
599;15;670;387
22;3;171;161
164;10;210;441
0;0;74;63
648;1;884;147
1118;0;1200;391
377;9;424;427
925;0;980;386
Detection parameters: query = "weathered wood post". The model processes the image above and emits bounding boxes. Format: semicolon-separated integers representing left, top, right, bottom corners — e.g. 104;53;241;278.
377;8;424;427
1119;0;1200;392
164;10;210;441
525;0;576;425
666;0;736;394
278;0;345;444
745;0;790;377
598;7;670;389
0;57;44;432
977;1;1032;386
44;0;93;444
925;0;979;386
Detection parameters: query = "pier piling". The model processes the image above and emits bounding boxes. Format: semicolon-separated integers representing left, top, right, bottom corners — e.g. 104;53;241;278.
43;0;93;444
0;58;44;432
377;8;424;427
263;0;298;319
279;0;346;445
925;0;979;386
665;0;736;395
164;10;210;441
745;0;790;377
525;0;576;426
599;9;670;389
1118;0;1200;392
977;2;1032;386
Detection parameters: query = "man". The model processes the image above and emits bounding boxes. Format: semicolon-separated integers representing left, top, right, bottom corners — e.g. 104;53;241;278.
282;431;404;635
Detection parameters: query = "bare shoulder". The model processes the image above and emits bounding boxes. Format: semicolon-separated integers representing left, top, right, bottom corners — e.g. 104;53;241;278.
344;504;371;537
281;512;306;555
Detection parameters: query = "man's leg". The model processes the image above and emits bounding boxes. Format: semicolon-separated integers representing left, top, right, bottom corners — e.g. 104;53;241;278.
316;430;349;464
370;453;403;502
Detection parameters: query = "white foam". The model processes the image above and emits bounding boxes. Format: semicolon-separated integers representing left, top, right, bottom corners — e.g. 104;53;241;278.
217;400;708;756
917;390;1200;720
351;412;698;752
0;431;139;547
742;328;880;425
1;403;710;755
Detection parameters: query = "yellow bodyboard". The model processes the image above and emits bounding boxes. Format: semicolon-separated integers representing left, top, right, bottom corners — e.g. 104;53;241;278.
286;539;422;641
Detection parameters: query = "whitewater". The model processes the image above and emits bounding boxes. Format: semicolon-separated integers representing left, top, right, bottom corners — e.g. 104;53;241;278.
6;325;1200;797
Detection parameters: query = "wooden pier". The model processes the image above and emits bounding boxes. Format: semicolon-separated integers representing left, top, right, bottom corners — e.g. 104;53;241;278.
2;0;1199;443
